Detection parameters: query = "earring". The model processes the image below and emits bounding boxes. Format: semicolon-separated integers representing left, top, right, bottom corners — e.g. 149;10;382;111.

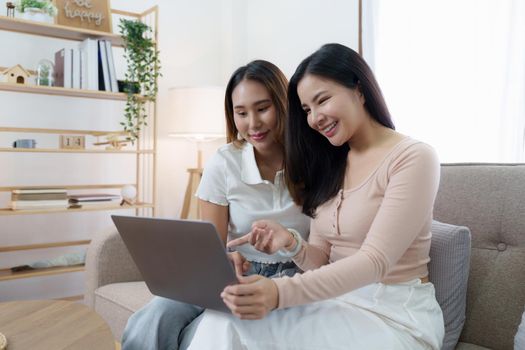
237;132;244;141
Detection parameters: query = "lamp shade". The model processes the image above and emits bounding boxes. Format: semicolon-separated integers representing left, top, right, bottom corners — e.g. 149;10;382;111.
168;86;226;140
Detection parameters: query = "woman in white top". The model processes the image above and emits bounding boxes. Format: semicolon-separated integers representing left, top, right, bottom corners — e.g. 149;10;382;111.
121;60;310;350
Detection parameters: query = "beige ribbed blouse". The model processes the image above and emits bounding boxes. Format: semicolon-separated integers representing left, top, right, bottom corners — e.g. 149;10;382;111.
274;138;440;309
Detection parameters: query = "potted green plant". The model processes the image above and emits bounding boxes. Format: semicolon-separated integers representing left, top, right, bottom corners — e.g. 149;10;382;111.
119;19;161;143
15;0;57;23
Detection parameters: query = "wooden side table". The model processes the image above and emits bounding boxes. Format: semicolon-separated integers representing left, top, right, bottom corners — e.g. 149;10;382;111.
0;300;115;349
180;168;203;220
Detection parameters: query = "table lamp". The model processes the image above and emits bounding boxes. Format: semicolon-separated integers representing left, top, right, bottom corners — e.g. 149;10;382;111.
168;86;226;219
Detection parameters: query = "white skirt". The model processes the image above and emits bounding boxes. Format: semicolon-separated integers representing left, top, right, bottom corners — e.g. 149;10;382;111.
184;279;444;350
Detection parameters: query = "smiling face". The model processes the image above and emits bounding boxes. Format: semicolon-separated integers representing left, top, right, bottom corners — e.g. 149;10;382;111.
297;74;367;147
232;78;279;152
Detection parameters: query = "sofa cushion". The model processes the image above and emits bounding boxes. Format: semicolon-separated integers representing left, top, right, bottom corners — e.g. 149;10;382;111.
429;220;471;350
516;308;525;350
455;342;491;350
94;281;154;341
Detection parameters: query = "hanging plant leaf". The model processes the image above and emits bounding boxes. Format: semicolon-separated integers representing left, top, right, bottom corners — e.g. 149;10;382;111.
119;19;162;143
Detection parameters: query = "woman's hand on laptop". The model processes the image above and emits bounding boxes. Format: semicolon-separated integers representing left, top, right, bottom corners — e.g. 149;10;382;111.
227;251;250;278
227;220;294;254
221;275;278;319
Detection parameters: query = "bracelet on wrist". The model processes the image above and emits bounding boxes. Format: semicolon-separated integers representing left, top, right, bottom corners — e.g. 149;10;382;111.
284;228;302;257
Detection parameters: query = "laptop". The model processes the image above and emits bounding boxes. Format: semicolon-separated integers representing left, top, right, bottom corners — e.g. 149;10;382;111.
111;215;237;312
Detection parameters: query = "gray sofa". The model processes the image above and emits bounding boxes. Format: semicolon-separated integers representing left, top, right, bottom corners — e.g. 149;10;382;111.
84;164;525;349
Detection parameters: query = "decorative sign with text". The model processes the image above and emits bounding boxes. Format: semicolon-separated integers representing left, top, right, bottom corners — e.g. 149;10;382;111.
55;0;112;33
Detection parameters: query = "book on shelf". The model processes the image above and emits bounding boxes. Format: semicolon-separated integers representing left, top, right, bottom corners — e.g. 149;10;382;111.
68;194;121;203
98;40;111;92
12;188;67;194
79;38;99;91
10;199;69;210
54;49;64;87
54;48;72;89
79;47;86;89
104;40;119;93
69;200;121;209
72;48;81;90
11;192;68;201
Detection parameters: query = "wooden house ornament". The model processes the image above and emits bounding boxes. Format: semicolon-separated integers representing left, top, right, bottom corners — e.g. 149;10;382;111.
2;64;31;84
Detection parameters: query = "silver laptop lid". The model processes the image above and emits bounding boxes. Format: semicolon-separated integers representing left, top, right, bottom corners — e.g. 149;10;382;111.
111;215;237;312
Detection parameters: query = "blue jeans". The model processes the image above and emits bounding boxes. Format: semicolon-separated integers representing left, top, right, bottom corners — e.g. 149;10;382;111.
245;260;298;278
121;260;300;350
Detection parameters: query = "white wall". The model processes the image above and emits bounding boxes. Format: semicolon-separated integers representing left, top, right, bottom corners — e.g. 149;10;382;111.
0;0;359;300
155;0;359;219
231;0;359;78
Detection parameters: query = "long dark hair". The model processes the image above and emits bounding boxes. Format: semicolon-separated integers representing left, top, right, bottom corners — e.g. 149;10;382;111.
224;60;288;148
285;43;395;217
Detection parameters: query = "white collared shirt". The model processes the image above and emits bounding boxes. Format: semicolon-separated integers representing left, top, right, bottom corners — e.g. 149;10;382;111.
196;142;310;263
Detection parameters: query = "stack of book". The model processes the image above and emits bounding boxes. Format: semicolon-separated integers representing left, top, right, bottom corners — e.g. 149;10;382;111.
68;194;121;208
10;188;69;210
54;38;118;92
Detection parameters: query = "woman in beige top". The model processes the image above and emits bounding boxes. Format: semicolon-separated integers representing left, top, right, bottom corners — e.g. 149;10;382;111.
183;43;445;350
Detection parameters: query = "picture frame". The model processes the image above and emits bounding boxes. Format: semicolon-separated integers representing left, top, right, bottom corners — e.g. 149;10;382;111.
55;0;112;33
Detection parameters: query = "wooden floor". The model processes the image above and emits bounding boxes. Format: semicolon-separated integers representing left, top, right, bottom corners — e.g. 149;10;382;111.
0;300;115;349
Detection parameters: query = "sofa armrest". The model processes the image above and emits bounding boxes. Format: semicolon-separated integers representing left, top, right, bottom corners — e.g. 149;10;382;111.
84;226;142;308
